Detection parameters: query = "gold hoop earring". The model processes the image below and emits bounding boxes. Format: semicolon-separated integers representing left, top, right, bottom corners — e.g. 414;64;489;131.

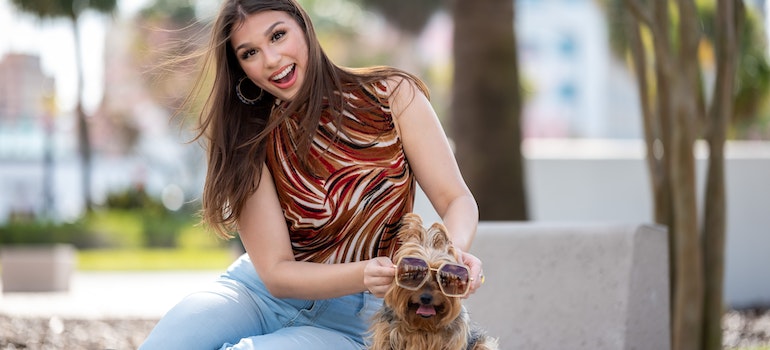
236;76;264;105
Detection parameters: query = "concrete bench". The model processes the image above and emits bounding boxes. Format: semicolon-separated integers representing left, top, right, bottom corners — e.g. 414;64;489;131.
463;222;669;350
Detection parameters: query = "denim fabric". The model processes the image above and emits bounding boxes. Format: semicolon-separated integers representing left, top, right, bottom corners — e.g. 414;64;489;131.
140;254;382;350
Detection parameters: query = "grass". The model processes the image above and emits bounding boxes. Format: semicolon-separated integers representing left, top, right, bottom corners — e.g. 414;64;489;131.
77;248;235;271
75;208;239;271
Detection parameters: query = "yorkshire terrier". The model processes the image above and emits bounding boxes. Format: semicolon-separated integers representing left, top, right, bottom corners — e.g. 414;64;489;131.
368;213;499;350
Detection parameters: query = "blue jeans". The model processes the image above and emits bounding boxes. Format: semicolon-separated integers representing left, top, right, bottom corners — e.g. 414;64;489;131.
140;254;382;350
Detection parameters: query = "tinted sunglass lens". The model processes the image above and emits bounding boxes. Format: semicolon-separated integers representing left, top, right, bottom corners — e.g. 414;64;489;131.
438;264;470;296
397;257;429;289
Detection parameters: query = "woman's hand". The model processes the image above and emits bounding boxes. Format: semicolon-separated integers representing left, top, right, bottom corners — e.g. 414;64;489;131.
454;247;485;297
364;257;396;298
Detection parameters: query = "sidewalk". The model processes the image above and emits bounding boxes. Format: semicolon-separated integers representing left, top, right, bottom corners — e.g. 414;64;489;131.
0;271;221;320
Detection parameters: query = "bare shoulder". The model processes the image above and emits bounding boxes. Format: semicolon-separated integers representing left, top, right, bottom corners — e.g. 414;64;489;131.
383;75;417;96
383;75;425;119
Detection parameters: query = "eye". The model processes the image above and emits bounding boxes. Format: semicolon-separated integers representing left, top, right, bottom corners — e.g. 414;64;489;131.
241;48;256;60
271;30;286;42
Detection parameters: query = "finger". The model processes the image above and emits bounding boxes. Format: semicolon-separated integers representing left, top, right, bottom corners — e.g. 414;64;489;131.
371;280;393;298
377;264;396;277
467;269;484;294
375;256;394;267
366;282;390;297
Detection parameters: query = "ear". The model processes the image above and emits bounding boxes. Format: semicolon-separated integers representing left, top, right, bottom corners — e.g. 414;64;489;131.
397;213;425;244
428;222;454;254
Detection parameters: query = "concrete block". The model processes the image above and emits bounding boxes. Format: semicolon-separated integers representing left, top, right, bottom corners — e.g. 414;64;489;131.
463;222;669;350
1;244;76;293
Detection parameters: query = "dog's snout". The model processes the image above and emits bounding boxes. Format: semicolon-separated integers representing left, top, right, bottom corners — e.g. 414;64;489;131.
420;293;433;305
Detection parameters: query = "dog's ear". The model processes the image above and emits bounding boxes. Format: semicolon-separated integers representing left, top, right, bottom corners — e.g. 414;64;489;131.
397;213;425;244
427;223;453;251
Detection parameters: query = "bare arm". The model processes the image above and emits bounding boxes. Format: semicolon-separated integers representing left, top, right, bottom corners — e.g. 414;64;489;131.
238;164;393;299
388;78;479;251
388;78;484;294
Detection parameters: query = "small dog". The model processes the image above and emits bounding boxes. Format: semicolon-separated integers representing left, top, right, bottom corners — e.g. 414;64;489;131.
368;213;499;350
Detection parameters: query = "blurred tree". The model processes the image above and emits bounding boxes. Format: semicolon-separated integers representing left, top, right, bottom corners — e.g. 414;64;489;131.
358;0;442;35
450;0;526;221
131;0;205;120
9;0;118;212
358;0;528;220
605;0;770;138
600;0;750;349
698;2;770;130
139;0;196;23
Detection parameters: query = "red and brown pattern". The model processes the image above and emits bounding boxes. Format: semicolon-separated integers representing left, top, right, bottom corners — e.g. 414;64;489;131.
266;81;415;264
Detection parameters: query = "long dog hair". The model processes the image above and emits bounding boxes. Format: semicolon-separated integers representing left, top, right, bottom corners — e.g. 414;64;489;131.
368;213;498;350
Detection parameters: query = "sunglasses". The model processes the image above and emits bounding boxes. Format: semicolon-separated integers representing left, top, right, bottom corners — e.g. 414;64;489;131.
395;256;471;297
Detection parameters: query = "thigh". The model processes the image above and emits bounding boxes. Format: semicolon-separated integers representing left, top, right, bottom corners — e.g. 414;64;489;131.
220;326;362;350
140;278;278;350
310;291;383;342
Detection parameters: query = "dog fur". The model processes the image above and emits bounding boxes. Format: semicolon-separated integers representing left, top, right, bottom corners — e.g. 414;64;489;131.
368;213;499;350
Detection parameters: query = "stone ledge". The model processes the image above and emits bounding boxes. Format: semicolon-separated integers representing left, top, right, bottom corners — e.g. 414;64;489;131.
463;222;669;350
1;244;76;293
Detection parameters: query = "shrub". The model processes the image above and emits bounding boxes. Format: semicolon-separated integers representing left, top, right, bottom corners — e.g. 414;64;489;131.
0;219;105;248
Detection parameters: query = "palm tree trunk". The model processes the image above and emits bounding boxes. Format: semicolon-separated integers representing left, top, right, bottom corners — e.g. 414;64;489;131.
71;17;93;212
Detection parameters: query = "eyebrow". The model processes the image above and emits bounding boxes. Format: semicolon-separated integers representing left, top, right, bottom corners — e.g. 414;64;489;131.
234;21;286;52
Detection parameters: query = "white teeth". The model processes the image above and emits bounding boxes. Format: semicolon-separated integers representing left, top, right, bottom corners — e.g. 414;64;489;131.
272;64;294;81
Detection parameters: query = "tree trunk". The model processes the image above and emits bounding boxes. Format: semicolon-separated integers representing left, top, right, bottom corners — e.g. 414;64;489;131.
648;3;680;318
669;89;703;350
72;17;93;212
702;1;739;349
671;2;705;349
450;0;527;221
625;9;668;226
625;1;706;349
623;0;741;348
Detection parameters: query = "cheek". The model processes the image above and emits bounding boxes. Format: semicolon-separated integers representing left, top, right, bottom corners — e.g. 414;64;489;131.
293;39;310;67
238;62;254;76
240;64;266;85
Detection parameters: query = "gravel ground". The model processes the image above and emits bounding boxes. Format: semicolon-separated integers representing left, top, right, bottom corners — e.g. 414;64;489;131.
723;308;770;349
0;316;156;350
1;309;768;349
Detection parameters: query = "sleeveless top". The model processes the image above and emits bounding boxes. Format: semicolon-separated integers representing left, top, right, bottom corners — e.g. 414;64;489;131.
265;81;415;264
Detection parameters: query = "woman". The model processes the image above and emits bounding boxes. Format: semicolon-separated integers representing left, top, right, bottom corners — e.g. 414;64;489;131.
141;0;484;349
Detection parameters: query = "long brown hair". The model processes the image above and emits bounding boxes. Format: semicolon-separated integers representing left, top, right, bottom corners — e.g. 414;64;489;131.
191;0;429;238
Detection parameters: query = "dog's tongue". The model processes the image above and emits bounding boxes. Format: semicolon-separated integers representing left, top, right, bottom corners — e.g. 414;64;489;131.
416;304;436;317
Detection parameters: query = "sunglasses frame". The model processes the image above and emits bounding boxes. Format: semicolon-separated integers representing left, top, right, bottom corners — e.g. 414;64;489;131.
395;256;471;297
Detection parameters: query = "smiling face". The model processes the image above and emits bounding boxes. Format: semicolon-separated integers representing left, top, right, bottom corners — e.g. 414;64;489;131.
231;10;308;102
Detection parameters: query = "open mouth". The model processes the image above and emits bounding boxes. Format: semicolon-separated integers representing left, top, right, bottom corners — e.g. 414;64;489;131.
271;64;295;85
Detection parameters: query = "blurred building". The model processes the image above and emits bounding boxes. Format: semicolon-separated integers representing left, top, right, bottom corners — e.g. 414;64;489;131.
0;53;57;220
0;14;207;223
87;14;206;211
517;0;642;139
0;54;53;127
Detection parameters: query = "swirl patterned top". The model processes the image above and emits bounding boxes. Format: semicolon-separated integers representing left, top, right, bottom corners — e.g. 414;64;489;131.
265;81;415;264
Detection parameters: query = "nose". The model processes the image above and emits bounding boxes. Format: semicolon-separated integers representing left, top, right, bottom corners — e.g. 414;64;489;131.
263;47;281;68
420;293;433;305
